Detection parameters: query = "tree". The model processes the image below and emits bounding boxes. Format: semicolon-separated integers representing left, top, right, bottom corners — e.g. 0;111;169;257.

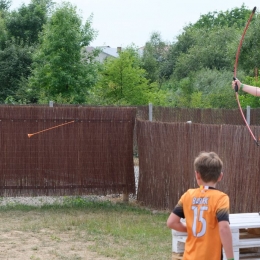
92;47;167;105
172;26;237;80
0;0;52;103
169;5;252;80
94;47;149;105
0;0;11;11
5;0;53;45
0;40;34;102
150;5;259;108
238;13;260;76
192;4;251;30
27;2;99;104
141;32;170;86
169;68;238;109
0;9;7;49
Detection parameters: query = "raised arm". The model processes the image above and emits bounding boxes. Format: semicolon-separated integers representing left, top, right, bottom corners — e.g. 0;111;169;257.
232;79;260;96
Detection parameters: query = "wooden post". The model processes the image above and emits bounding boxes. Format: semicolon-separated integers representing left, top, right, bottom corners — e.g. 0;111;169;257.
122;192;129;202
149;103;153;121
246;105;250;125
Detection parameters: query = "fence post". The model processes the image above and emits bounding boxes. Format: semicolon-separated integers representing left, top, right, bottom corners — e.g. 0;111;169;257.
123;103;153;203
149;103;153;121
122;192;129;202
123;97;131;201
246;106;250;125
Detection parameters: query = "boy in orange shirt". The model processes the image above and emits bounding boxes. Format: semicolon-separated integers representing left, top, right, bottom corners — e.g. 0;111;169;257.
167;151;234;260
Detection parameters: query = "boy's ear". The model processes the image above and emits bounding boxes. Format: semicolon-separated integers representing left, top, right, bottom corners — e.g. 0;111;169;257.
218;172;223;182
195;171;201;180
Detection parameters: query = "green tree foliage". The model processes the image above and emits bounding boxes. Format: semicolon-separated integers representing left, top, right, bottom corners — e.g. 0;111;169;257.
94;47;150;105
0;40;34;102
0;10;8;49
162;29;195;83
6;0;52;45
170;68;238;108
238;13;260;76
0;0;11;49
92;47;167;105
141;32;170;86
0;1;257;108
27;2;99;104
5;0;52;45
172;26;237;80
0;0;11;11
192;4;251;30
0;0;51;103
165;5;256;108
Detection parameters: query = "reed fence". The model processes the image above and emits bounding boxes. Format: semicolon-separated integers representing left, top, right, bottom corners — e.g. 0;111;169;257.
136;118;260;213
0;105;136;196
1;104;260;214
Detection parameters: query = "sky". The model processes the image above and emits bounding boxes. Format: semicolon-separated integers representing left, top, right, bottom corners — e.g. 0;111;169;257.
10;0;258;48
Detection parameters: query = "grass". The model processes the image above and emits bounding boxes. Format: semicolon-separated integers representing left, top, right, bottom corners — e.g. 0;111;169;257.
0;197;172;260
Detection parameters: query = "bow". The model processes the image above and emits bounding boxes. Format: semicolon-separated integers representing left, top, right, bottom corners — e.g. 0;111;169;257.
233;6;259;146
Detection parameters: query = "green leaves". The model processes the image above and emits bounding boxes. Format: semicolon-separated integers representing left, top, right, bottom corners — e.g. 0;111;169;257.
0;2;259;108
165;5;260;109
0;0;11;11
173;26;236;80
192;5;252;30
0;40;34;102
94;47;149;105
5;0;51;45
142;32;170;85
92;47;167;106
28;2;99;104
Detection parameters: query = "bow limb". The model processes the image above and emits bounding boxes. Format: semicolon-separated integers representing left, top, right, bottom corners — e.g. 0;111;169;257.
234;7;256;81
233;6;259;146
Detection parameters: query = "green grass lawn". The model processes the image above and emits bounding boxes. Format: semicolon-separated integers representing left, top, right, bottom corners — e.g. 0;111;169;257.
0;197;172;260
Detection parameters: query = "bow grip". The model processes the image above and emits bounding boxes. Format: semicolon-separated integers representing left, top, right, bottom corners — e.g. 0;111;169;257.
233;77;238;92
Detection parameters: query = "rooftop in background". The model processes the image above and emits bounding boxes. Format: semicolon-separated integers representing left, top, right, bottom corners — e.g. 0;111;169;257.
85;46;144;63
98;46;120;58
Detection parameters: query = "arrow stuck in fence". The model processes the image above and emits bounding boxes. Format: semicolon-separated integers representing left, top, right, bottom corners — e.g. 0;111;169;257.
28;120;75;138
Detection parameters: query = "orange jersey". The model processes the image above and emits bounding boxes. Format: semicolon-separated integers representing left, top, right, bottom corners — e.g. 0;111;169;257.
173;187;230;260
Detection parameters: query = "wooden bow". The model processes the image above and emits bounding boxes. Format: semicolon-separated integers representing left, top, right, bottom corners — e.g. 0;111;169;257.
233;6;258;146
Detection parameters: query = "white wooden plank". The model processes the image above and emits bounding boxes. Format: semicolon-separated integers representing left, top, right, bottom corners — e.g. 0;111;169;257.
234;238;260;248
231;223;260;229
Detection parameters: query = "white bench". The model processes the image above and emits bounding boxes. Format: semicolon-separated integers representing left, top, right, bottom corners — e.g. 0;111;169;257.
172;213;260;260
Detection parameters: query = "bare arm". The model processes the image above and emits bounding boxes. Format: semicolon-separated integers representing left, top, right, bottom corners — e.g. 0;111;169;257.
218;221;234;259
166;213;187;232
232;79;260;96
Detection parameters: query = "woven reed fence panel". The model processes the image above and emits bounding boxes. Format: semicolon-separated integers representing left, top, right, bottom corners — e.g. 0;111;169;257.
0;106;136;196
136;119;260;213
137;106;260;125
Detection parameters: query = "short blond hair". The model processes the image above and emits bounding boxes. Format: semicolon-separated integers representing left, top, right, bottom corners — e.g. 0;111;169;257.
194;151;223;183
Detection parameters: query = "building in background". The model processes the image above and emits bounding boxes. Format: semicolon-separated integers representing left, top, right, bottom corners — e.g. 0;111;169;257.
85;46;143;63
85;46;120;63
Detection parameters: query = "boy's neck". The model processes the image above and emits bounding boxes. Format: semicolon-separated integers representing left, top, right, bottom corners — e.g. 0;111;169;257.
199;181;217;188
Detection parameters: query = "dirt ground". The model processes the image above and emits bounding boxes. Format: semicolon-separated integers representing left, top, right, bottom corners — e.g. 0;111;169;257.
0;164;140;260
0;229;115;260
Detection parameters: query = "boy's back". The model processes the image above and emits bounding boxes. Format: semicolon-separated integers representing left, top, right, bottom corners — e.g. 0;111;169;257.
174;187;229;259
167;151;234;260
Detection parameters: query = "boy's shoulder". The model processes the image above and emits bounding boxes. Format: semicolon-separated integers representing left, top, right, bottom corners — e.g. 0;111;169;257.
185;188;228;197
